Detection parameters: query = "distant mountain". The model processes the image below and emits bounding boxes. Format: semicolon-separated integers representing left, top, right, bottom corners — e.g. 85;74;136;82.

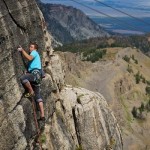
41;0;150;18
38;1;109;44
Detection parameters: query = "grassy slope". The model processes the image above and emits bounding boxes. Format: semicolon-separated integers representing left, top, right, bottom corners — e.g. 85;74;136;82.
57;47;150;150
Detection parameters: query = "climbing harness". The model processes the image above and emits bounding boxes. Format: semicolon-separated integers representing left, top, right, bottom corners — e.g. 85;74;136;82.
31;69;42;85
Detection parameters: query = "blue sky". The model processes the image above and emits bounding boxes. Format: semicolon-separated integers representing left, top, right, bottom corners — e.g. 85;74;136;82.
41;0;150;17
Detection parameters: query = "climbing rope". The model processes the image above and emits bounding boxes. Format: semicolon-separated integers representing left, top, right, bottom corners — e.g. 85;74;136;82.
31;97;43;150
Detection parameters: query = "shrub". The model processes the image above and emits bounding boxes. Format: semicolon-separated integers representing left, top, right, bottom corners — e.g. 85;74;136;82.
147;80;150;85
145;100;150;111
135;71;141;84
132;107;137;118
145;86;150;95
123;55;130;63
127;65;133;73
131;54;135;60
132;103;145;120
140;102;145;112
142;77;146;83
97;43;108;48
134;59;138;64
85;49;107;63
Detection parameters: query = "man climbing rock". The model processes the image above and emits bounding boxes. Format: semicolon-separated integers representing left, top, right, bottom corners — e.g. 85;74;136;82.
18;43;45;129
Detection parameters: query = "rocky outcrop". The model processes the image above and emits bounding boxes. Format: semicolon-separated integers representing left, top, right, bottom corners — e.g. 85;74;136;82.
0;0;122;149
38;2;109;44
42;86;123;150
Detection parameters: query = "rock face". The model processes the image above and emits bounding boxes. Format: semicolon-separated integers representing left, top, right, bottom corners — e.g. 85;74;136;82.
0;0;53;149
0;0;122;149
43;86;123;150
38;2;109;44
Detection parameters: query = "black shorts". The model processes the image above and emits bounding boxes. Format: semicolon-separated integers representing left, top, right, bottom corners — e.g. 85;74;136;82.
20;73;43;103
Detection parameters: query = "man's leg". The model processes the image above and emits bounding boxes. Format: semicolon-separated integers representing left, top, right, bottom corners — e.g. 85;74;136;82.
24;82;34;95
20;73;35;95
33;84;45;119
33;84;45;130
39;101;45;118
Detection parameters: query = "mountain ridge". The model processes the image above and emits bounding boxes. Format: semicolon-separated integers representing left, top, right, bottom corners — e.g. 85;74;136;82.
38;1;109;44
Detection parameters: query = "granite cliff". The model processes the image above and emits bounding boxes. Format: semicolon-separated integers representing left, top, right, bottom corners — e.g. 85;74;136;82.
0;0;122;149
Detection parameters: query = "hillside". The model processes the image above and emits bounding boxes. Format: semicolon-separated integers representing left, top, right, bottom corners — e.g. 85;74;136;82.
37;2;109;44
55;35;150;56
57;47;150;150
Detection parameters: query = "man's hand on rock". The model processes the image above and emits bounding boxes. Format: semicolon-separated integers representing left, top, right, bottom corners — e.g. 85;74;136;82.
17;45;23;52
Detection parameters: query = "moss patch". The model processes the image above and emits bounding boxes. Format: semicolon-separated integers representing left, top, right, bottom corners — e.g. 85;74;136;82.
39;134;46;144
77;94;84;104
76;145;83;150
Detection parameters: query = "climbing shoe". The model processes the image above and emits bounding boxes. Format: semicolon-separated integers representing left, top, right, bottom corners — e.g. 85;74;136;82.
24;92;35;98
38;117;45;132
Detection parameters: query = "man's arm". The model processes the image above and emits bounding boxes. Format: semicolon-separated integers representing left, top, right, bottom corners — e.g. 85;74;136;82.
18;47;33;61
21;49;33;61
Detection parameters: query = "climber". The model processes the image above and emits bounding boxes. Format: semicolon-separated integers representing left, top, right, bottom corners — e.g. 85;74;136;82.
18;43;45;127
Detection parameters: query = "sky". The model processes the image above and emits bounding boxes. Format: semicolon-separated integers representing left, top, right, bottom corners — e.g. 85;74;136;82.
41;0;150;17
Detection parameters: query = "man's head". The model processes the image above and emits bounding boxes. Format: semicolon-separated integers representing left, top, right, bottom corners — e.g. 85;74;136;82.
29;42;38;52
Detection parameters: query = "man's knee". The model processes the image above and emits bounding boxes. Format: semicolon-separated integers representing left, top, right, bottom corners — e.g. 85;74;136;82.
20;75;29;84
37;99;43;103
20;78;29;84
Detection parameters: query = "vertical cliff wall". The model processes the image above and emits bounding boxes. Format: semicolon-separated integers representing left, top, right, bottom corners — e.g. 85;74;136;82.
0;0;53;149
0;0;123;149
